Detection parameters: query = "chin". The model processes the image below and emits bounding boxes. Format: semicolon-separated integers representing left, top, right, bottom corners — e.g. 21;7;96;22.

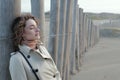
36;37;40;40
27;37;39;41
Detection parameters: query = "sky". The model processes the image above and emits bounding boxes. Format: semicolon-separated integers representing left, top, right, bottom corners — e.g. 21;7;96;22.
21;0;120;14
21;0;50;12
78;0;120;13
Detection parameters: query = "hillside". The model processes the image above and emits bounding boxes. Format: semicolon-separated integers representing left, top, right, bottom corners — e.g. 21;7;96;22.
85;12;120;20
45;11;120;20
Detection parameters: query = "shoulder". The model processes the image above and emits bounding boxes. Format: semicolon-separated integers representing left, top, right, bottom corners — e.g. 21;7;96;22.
39;45;47;49
39;45;48;52
10;52;22;63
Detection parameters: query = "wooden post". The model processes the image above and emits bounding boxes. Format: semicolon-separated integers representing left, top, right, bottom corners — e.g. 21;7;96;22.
93;25;95;46
91;22;94;47
0;0;21;80
76;4;80;71
48;0;60;64
78;8;84;66
79;8;84;55
58;0;67;78
63;0;73;80
70;0;78;74
97;25;100;42
84;14;89;51
86;17;89;50
31;0;45;43
83;13;87;52
88;19;92;47
82;13;85;53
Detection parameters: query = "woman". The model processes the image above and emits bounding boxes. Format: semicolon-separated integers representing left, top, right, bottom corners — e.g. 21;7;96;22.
9;13;61;80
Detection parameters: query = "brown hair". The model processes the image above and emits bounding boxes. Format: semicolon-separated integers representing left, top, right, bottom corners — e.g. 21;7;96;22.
11;13;39;51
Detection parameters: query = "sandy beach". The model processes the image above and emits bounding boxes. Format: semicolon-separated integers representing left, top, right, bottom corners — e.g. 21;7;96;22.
71;37;120;80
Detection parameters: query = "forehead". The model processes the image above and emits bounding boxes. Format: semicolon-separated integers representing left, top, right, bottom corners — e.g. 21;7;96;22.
25;19;37;27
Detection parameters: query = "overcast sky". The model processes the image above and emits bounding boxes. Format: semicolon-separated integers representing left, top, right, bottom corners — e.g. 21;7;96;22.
21;0;50;12
21;0;120;13
78;0;120;13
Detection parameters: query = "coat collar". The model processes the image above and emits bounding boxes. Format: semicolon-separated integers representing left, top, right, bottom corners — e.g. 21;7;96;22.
18;44;51;59
18;44;31;55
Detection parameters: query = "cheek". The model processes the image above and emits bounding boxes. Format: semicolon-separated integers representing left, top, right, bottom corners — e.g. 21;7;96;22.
26;30;34;35
23;30;35;38
25;28;35;34
26;31;35;37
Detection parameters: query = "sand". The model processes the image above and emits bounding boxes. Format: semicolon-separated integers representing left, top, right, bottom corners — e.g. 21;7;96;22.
71;37;120;80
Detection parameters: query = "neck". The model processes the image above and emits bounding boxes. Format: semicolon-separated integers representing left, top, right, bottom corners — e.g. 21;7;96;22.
22;40;37;50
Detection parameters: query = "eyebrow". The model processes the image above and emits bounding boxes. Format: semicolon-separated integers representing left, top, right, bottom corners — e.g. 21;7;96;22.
28;24;37;28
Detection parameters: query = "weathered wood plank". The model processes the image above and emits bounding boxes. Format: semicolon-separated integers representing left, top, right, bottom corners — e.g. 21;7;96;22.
0;0;21;80
31;0;45;43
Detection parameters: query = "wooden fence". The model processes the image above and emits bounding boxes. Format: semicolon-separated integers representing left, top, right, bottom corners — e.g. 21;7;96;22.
0;0;99;80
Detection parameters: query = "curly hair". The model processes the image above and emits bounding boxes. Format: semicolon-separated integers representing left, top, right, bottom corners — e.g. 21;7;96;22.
11;13;39;51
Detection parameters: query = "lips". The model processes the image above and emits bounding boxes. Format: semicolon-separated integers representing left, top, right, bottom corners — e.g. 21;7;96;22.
35;33;40;37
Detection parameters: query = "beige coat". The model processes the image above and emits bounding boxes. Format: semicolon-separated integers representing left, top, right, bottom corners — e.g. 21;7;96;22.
9;44;61;80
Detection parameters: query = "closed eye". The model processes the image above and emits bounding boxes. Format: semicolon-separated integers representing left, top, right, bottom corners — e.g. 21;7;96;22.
29;25;36;30
30;27;34;30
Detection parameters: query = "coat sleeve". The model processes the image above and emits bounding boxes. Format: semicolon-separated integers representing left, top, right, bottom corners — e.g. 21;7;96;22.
9;55;27;80
56;71;62;80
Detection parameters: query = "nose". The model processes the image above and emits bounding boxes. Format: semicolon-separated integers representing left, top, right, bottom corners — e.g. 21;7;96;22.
36;28;40;32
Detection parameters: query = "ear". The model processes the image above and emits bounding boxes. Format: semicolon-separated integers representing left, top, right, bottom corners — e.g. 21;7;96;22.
21;28;25;37
22;31;25;38
21;32;26;41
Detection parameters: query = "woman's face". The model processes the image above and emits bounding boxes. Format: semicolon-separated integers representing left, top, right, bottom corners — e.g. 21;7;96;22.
22;19;40;41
